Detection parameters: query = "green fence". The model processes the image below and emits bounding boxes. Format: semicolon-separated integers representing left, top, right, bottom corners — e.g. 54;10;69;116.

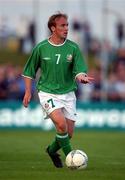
0;101;125;130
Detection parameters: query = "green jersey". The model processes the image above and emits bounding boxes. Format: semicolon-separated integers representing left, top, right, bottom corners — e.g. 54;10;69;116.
23;39;87;94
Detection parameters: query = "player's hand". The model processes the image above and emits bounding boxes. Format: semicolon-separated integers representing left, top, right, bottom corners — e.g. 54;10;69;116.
76;74;94;84
23;91;31;107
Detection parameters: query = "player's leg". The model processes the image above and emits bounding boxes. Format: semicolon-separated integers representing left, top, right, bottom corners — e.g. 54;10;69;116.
48;91;76;158
46;109;65;156
66;118;75;139
38;92;64;167
47;113;75;157
62;92;76;139
38;91;74;167
48;109;72;156
46;108;72;168
38;91;64;154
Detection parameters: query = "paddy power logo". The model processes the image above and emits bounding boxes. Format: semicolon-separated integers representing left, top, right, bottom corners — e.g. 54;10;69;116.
0;105;125;129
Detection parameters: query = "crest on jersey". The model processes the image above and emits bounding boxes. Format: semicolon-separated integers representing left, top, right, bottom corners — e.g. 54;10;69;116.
66;54;73;61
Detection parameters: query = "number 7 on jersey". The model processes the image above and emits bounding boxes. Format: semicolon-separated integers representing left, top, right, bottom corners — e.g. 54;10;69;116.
55;54;61;64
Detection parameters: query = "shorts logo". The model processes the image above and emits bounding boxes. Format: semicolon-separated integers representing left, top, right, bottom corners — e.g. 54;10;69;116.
66;54;72;62
44;103;49;109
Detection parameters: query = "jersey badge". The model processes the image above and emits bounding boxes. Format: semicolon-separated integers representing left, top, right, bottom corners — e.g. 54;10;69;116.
66;54;73;62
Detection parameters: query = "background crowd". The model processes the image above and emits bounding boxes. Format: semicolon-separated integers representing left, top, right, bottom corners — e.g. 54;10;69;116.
0;0;125;103
0;19;125;103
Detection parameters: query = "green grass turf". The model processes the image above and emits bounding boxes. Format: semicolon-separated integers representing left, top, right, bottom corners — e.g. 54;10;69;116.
0;130;125;180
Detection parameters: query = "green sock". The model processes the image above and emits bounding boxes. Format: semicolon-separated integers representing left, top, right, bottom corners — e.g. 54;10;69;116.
48;138;61;155
56;133;72;156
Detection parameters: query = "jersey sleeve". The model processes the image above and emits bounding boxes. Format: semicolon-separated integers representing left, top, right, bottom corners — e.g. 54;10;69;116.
73;45;88;78
22;46;40;79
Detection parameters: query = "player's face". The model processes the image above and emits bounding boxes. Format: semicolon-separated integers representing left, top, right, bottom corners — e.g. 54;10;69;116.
53;17;68;39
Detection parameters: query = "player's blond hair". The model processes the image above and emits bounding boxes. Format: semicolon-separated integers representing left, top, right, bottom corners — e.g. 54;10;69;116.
48;12;68;32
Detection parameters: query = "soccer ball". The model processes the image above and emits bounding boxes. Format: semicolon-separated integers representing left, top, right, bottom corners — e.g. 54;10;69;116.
65;150;88;170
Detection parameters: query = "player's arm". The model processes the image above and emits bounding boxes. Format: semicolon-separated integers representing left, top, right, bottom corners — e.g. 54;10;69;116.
23;76;32;107
73;44;94;84
22;45;40;107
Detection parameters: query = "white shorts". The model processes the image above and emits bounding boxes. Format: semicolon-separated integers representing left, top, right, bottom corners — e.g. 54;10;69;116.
38;91;77;121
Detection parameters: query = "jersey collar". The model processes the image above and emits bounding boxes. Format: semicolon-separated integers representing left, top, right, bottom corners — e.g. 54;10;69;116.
48;38;67;46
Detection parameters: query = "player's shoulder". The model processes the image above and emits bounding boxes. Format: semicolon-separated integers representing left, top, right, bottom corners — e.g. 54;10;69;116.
33;39;48;50
66;39;79;49
35;39;48;49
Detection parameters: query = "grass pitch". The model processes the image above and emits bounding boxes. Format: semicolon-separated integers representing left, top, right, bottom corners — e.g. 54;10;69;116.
0;130;125;180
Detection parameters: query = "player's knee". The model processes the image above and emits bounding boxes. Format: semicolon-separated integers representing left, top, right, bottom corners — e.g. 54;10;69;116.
57;123;67;133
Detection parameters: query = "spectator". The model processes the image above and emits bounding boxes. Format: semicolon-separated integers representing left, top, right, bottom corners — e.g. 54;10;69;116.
0;65;36;101
90;67;102;101
116;21;125;48
105;61;125;101
0;66;8;100
28;21;36;47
